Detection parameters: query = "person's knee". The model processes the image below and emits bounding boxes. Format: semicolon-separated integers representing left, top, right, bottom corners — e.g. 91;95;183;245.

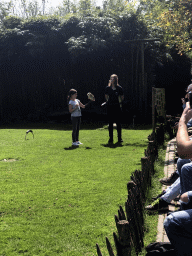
181;163;192;176
180;191;192;210
164;214;175;232
177;157;186;165
177;158;190;169
177;157;184;166
180;192;189;203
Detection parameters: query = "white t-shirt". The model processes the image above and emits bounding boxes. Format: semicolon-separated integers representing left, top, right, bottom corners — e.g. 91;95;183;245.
69;99;82;117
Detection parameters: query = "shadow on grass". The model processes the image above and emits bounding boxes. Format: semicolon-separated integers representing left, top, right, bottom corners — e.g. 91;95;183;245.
124;142;148;147
64;146;79;150
164;160;175;166
146;208;170;216
101;142;123;148
64;146;92;150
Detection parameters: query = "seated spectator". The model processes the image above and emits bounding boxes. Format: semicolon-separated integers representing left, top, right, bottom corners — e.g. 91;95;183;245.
146;177;180;211
163;88;192;255
173;85;192;134
146;158;191;211
164;192;192;256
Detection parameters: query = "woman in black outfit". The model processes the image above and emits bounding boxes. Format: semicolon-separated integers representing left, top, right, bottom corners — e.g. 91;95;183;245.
105;74;124;143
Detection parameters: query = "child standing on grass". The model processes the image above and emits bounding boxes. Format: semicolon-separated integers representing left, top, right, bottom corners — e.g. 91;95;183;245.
68;89;85;146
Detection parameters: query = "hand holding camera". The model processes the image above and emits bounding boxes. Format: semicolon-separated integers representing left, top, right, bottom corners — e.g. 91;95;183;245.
185;84;192;108
182;91;192;124
185;92;192;108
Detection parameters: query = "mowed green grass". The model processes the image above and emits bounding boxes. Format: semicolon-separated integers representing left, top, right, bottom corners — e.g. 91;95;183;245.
0;124;152;256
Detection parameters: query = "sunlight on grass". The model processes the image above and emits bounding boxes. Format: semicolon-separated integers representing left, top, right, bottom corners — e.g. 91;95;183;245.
139;146;166;256
0;125;152;255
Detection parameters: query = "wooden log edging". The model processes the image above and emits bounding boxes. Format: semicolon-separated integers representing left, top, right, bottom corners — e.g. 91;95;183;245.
96;125;166;255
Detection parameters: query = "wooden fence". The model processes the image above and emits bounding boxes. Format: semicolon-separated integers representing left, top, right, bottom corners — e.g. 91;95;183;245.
96;122;171;256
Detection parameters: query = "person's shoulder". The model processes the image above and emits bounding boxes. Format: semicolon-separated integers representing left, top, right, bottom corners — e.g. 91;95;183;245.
117;85;123;92
105;86;110;92
69;100;74;104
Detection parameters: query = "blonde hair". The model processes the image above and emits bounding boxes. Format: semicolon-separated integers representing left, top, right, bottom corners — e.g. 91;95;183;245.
187;84;192;92
108;74;119;87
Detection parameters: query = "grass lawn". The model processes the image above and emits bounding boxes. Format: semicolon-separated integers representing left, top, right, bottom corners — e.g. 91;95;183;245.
0;123;152;256
141;146;167;255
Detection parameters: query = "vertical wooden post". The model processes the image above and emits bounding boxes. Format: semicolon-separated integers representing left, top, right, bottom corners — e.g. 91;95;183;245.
116;220;132;256
96;244;103;256
152;87;156;132
141;156;151;188
141;42;145;90
42;0;45;15
106;237;115;256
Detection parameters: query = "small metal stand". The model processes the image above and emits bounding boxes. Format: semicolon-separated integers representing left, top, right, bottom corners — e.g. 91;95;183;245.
25;130;34;140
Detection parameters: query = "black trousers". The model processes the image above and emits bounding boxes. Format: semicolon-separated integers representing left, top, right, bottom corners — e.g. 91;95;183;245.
107;106;122;141
71;116;81;142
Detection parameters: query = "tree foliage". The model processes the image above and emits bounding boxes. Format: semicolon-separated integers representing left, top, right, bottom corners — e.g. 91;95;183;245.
158;0;192;54
0;0;191;124
137;0;192;55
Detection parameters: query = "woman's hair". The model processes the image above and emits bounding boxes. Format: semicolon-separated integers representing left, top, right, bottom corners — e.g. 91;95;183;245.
67;89;77;102
108;74;119;87
187;84;192;92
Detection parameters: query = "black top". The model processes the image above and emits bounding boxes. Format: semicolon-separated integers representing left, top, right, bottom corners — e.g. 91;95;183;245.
105;85;124;106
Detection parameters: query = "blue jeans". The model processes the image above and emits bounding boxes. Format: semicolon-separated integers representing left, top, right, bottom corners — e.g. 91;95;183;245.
161;177;180;203
164;192;192;256
177;158;192;195
187;118;192;128
159;159;191;204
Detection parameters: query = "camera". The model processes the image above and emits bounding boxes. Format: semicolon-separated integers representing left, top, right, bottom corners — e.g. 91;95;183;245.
189;92;192;106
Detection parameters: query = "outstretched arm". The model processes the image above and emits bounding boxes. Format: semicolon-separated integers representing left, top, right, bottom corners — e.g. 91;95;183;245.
79;102;85;109
177;102;192;158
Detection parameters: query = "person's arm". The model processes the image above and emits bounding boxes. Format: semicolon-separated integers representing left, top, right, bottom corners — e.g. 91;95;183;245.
69;104;78;113
181;98;185;105
105;94;109;101
119;86;124;102
180;192;189;203
177;102;192;158
79;101;85;109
